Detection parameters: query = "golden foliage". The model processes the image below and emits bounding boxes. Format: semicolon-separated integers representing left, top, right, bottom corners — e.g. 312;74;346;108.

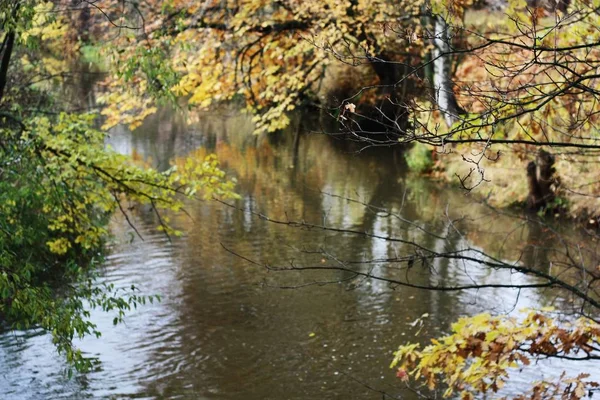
392;309;600;398
96;0;428;133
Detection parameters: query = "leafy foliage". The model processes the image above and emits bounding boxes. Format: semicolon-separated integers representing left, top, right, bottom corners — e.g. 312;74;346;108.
392;310;600;398
0;111;237;371
405;142;434;173
94;0;428;133
410;0;600;211
0;1;237;372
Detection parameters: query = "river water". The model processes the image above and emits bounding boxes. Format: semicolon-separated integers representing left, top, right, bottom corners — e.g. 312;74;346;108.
1;109;598;399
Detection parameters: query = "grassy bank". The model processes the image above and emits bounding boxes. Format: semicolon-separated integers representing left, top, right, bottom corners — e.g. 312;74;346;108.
409;142;600;223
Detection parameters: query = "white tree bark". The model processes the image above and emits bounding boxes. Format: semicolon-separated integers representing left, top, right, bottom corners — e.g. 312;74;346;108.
433;16;459;127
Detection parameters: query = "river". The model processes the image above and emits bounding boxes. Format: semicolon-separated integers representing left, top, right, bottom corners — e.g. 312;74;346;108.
0;108;598;399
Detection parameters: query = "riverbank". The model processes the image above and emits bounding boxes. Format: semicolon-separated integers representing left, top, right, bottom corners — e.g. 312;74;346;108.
421;142;600;225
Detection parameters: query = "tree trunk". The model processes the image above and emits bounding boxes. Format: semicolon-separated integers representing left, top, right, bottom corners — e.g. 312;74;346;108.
0;31;15;104
526;149;556;210
535;149;556;203
433;16;461;127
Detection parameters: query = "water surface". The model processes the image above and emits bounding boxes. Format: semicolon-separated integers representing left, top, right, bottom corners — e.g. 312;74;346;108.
1;109;598;399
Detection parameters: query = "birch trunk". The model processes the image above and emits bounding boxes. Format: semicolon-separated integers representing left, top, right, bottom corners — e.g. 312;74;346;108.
433;16;459;127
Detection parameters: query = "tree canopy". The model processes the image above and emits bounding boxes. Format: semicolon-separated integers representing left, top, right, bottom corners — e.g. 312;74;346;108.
95;0;428;132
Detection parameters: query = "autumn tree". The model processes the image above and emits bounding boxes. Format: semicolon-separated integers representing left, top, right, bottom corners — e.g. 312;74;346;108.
0;1;237;372
93;0;430;135
94;0;600;210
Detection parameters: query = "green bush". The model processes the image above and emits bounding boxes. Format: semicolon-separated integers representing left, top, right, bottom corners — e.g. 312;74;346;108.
405;142;433;173
0;113;236;373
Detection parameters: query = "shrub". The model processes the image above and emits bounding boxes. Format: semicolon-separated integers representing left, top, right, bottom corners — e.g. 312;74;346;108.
405;142;433;173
